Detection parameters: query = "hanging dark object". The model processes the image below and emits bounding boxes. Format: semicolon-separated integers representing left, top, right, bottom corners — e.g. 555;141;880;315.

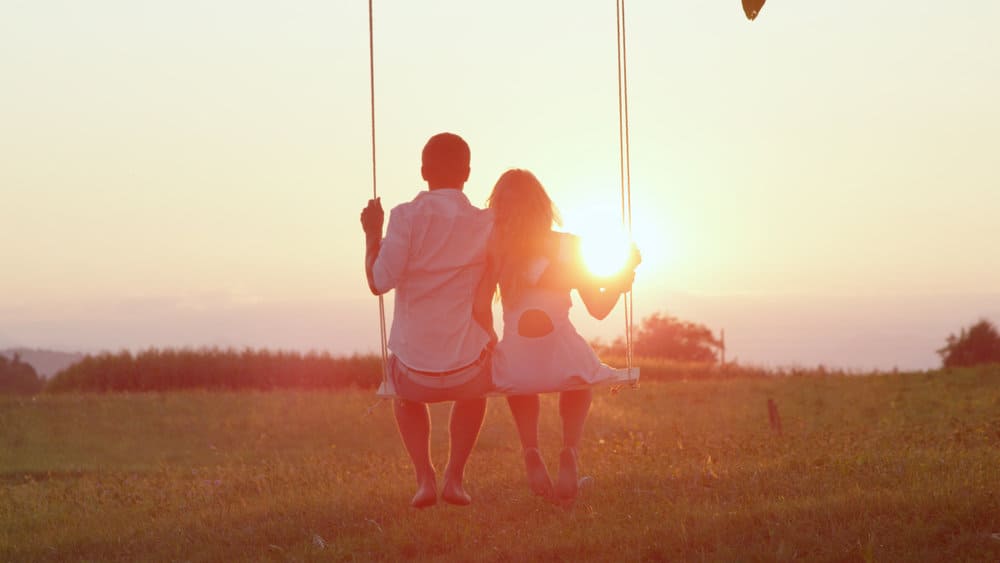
742;0;766;20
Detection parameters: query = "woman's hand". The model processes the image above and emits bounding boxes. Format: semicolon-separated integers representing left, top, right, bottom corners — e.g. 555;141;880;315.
615;269;637;294
626;242;642;271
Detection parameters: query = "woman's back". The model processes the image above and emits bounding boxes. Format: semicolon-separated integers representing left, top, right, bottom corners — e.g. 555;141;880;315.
492;231;620;394
499;231;575;338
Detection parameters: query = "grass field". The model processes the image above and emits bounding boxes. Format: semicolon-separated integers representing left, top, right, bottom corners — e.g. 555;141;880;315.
2;368;1000;562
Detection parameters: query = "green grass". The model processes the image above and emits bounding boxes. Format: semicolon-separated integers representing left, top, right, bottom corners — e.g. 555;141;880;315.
3;368;1000;561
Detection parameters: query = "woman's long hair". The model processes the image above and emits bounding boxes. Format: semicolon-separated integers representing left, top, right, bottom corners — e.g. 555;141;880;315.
486;169;561;303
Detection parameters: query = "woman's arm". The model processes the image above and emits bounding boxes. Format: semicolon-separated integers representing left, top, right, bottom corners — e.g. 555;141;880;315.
577;270;635;320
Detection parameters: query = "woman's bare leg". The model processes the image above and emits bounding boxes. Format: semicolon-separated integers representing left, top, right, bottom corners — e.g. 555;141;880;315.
506;394;540;449
556;389;592;500
393;399;437;508
506;394;553;496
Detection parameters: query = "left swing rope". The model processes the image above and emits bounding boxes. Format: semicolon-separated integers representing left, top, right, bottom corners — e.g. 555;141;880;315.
367;0;391;410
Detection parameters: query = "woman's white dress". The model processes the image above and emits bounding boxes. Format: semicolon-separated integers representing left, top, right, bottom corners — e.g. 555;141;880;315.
490;235;636;395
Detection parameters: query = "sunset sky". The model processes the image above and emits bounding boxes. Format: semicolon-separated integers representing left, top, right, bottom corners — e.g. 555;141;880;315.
2;1;998;370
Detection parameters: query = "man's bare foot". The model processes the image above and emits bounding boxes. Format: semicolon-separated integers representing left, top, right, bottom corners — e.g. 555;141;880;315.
523;447;553;497
555;447;579;501
441;475;472;506
411;477;437;509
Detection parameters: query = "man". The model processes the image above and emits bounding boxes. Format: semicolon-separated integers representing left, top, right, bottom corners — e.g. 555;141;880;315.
361;132;494;508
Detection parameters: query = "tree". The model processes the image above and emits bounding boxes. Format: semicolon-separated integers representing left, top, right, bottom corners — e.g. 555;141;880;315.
937;319;1000;368
0;353;45;395
596;312;722;363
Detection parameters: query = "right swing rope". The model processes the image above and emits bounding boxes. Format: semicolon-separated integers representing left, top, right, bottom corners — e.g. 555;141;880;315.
615;0;637;386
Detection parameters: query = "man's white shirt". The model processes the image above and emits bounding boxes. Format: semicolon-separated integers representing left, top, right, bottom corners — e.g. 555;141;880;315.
372;188;494;372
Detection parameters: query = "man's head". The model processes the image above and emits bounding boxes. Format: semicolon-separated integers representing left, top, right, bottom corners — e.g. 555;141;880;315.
421;133;470;190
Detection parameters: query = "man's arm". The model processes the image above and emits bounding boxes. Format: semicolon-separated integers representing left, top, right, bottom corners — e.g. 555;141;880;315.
472;250;500;350
361;198;384;295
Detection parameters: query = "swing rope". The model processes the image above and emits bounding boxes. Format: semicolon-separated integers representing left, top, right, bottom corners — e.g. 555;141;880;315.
616;0;637;386
368;0;391;393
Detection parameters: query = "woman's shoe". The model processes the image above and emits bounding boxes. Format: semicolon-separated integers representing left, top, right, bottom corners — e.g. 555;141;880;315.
523;447;553;497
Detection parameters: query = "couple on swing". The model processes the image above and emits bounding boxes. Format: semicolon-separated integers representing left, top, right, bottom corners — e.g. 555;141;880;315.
361;133;640;508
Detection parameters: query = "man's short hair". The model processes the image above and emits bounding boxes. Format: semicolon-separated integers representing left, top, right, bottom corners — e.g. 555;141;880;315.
422;133;470;186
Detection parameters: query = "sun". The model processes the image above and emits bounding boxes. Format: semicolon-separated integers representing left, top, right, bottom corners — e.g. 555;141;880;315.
560;202;641;279
578;226;634;278
558;188;671;283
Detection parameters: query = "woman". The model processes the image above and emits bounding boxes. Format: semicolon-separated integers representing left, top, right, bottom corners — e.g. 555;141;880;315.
474;169;640;502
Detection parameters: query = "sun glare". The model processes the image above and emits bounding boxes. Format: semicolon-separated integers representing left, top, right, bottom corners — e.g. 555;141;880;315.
559;191;671;283
561;201;643;279
579;227;634;278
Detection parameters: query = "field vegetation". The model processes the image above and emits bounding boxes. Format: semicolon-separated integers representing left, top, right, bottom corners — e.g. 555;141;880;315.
3;366;1000;561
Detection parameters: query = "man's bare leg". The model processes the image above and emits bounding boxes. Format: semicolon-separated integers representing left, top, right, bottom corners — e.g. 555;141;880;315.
556;389;592;501
441;397;486;505
393;399;437;508
506;394;553;497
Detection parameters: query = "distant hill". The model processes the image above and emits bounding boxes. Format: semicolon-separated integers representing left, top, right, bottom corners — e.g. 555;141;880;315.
0;348;84;378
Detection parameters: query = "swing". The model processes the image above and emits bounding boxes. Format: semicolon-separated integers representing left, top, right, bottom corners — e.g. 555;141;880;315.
366;0;767;399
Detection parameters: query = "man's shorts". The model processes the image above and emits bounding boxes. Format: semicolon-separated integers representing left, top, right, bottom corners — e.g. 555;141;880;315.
387;350;493;403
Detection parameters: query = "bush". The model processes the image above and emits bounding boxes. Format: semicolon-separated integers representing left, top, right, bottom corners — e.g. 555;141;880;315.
595;312;722;363
937;319;1000;368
